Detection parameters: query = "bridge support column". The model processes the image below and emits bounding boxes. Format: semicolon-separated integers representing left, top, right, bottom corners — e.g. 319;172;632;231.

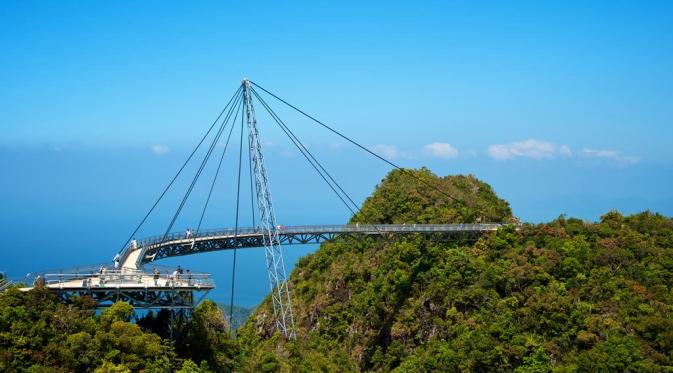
242;79;296;339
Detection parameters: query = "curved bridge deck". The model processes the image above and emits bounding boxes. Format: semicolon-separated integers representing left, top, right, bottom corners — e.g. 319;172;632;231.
124;223;504;268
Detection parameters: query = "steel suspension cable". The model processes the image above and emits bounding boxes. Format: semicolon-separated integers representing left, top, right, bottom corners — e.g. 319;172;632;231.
229;98;245;332
248;117;256;227
251;87;360;213
164;92;243;238
119;85;242;254
250;90;385;237
249;81;472;209
250;88;358;216
196;97;244;233
163;92;244;239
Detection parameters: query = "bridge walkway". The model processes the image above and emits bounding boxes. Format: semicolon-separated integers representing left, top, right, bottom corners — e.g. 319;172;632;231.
122;223;504;269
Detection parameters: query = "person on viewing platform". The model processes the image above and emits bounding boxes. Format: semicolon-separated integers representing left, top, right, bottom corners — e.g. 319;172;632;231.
186;269;193;285
100;266;107;285
174;265;183;283
152;268;160;286
33;275;45;287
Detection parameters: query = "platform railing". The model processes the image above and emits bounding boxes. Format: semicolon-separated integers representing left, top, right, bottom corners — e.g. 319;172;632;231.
33;268;214;290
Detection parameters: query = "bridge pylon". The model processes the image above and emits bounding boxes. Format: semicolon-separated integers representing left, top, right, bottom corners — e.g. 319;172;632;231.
242;79;296;339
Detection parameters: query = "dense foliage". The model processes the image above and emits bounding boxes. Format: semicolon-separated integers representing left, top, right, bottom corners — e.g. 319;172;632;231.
0;288;235;372
351;168;513;225
0;288;169;372
238;169;673;372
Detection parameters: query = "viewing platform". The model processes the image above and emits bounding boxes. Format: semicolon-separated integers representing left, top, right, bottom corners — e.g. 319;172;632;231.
21;266;214;309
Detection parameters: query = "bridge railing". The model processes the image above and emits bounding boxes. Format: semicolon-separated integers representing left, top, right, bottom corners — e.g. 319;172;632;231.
33;268;214;290
127;223;505;250
22;263;109;286
281;223;504;233
134;226;264;247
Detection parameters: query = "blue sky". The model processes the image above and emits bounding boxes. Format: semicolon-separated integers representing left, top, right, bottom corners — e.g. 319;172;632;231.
1;1;672;306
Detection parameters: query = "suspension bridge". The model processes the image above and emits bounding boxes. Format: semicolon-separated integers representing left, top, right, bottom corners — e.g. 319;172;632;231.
8;79;506;339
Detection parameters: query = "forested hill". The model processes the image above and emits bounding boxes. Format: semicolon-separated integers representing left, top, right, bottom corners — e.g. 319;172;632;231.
351;168;514;225
237;168;673;372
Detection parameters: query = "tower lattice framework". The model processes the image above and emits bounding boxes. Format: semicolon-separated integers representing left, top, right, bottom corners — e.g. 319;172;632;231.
242;79;296;339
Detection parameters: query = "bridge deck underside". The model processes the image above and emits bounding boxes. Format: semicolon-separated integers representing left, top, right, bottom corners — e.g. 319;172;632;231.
53;288;203;309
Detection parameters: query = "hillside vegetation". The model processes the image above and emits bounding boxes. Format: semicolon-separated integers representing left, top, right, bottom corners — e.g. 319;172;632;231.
0;288;237;372
237;169;673;372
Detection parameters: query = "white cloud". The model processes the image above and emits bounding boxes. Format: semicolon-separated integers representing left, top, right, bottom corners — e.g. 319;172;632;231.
559;144;572;157
370;144;399;159
485;139;640;166
581;148;640;165
151;144;170;155
487;139;556;160
423;142;459;159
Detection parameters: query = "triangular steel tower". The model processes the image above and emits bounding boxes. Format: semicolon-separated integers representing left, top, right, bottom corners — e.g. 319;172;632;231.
242;79;296;339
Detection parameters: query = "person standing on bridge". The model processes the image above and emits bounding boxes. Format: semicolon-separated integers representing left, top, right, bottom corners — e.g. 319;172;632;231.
152;268;160;286
101;266;107;285
185;229;192;239
186;269;193;286
33;275;45;287
171;268;178;286
131;238;138;249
